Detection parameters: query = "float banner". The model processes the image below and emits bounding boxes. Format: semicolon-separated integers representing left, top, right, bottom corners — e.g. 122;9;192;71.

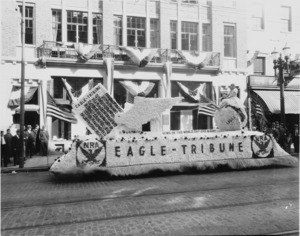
72;83;123;137
106;136;252;167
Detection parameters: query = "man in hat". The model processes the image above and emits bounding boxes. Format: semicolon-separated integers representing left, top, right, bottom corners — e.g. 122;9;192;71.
292;124;299;153
12;129;22;165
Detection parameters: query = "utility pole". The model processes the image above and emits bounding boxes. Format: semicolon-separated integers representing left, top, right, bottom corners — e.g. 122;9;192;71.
19;0;26;168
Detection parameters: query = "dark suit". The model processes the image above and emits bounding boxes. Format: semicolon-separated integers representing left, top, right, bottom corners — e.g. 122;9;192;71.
292;127;299;153
4;133;13;160
12;135;22;165
1;134;7;167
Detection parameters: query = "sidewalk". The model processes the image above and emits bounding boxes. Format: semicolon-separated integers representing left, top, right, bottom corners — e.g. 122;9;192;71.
1;154;60;173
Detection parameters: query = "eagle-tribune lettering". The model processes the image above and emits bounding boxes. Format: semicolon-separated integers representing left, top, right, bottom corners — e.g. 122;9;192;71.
114;142;243;157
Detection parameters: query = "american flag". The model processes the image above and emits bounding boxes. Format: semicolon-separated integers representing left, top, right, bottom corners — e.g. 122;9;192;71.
47;92;77;124
198;103;218;117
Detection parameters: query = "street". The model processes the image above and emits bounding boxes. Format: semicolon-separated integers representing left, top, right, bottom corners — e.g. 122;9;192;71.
1;166;299;236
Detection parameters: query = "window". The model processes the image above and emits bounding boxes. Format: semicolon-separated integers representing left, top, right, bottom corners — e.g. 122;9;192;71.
182;0;198;3
18;6;34;44
52;10;62;42
252;3;264;30
150;19;160;48
224;25;236;58
113;16;122;46
127;17;146;47
181;22;198;51
202;24;212;51
253;57;265;75
280;6;291;32
170;21;177;49
67;11;88;43
92;14;102;44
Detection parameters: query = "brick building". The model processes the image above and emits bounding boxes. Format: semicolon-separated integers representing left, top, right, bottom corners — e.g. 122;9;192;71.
1;0;257;152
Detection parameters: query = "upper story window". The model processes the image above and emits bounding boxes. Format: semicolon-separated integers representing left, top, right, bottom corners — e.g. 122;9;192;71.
67;11;88;43
150;19;160;48
92;14;102;44
253;57;265;75
127;17;146;47
224;24;236;58
251;3;264;30
181;22;198;51
280;6;292;32
114;15;122;46
170;21;177;49
52;10;62;42
202;23;212;51
18;5;34;44
182;0;198;4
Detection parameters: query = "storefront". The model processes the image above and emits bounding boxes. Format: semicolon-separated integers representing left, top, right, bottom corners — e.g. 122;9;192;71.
247;75;300;131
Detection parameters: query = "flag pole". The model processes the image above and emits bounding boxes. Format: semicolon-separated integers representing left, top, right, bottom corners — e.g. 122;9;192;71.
19;0;26;168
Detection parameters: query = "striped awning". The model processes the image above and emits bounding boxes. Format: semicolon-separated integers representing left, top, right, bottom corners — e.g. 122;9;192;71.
253;90;300;114
7;86;38;108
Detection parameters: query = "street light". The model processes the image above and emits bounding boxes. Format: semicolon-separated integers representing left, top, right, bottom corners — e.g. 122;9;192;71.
271;45;291;128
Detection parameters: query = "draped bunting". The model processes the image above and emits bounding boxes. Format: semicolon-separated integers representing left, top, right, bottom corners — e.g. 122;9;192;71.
103;57;114;96
74;43;100;61
47;92;77;124
177;50;211;69
176;82;211;103
119;46;158;67
61;78;90;104
162;62;172;97
118;81;155;104
247;50;260;67
7;86;38;108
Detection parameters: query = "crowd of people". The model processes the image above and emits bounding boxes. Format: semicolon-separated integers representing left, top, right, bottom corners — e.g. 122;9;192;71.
258;121;299;154
1;124;49;167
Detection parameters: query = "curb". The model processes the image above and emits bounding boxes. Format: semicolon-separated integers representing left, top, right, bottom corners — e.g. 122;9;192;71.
1;166;50;174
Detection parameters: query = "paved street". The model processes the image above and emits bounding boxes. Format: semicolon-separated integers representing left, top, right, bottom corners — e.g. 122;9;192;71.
1;166;299;236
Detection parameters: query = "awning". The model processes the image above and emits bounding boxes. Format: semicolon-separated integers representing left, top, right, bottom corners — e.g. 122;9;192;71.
7;86;38;108
253;90;300;114
14;104;40;113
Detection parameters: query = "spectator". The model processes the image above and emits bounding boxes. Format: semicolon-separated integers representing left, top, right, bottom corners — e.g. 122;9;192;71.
24;125;35;159
1;130;8;167
39;126;49;156
292;124;299;153
12;129;22;166
278;123;289;151
273;121;280;142
4;129;13;163
33;124;40;154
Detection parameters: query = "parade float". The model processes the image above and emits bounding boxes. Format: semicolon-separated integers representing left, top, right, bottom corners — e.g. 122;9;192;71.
49;83;298;176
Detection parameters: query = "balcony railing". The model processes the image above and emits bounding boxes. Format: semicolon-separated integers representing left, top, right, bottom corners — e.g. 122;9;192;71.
37;41;220;68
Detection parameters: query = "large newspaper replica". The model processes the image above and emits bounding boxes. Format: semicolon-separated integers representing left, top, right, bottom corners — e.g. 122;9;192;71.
72;83;123;138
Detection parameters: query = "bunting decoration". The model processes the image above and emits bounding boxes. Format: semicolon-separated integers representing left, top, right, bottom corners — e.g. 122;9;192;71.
47;92;77;124
177;82;211;103
61;78;90;104
162;62;172;97
247;50;260;67
74;43;100;61
103;57;115;96
7;86;38;108
119;46;158;67
177;50;211;69
198;103;218;117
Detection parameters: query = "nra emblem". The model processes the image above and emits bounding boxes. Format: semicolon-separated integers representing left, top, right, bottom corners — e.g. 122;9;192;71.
77;139;106;166
251;135;274;158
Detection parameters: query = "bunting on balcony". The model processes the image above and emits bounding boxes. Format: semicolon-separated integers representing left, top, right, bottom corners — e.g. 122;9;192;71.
119;81;155;104
46;92;77;124
177;82;211;103
176;50;211;69
162;62;172;97
61;78;90;104
119;46;158;67
103;57;114;96
74;43;100;61
247;50;260;67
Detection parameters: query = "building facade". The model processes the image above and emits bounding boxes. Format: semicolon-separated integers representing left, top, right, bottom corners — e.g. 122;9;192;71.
5;0;297;152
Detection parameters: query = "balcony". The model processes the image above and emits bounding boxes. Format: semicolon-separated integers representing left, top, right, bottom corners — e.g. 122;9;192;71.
37;41;220;70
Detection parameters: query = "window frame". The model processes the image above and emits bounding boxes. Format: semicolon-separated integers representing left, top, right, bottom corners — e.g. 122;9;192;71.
92;13;102;44
224;24;236;58
170;20;177;49
150;18;160;48
251;3;264;30
52;9;62;42
113;15;123;46
18;4;35;45
181;21;198;51
127;16;146;47
280;6;292;32
66;10;88;43
253;57;266;75
202;23;212;51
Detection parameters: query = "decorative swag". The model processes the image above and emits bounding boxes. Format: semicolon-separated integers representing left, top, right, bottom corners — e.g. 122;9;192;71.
119;46;158;67
176;82;211;103
74;43;100;61
61;78;90;103
177;50;212;69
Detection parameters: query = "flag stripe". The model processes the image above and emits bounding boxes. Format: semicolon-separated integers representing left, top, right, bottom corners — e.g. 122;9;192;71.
198;104;217;116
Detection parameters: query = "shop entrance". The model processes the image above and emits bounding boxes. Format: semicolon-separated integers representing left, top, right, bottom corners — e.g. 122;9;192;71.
25;111;39;128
